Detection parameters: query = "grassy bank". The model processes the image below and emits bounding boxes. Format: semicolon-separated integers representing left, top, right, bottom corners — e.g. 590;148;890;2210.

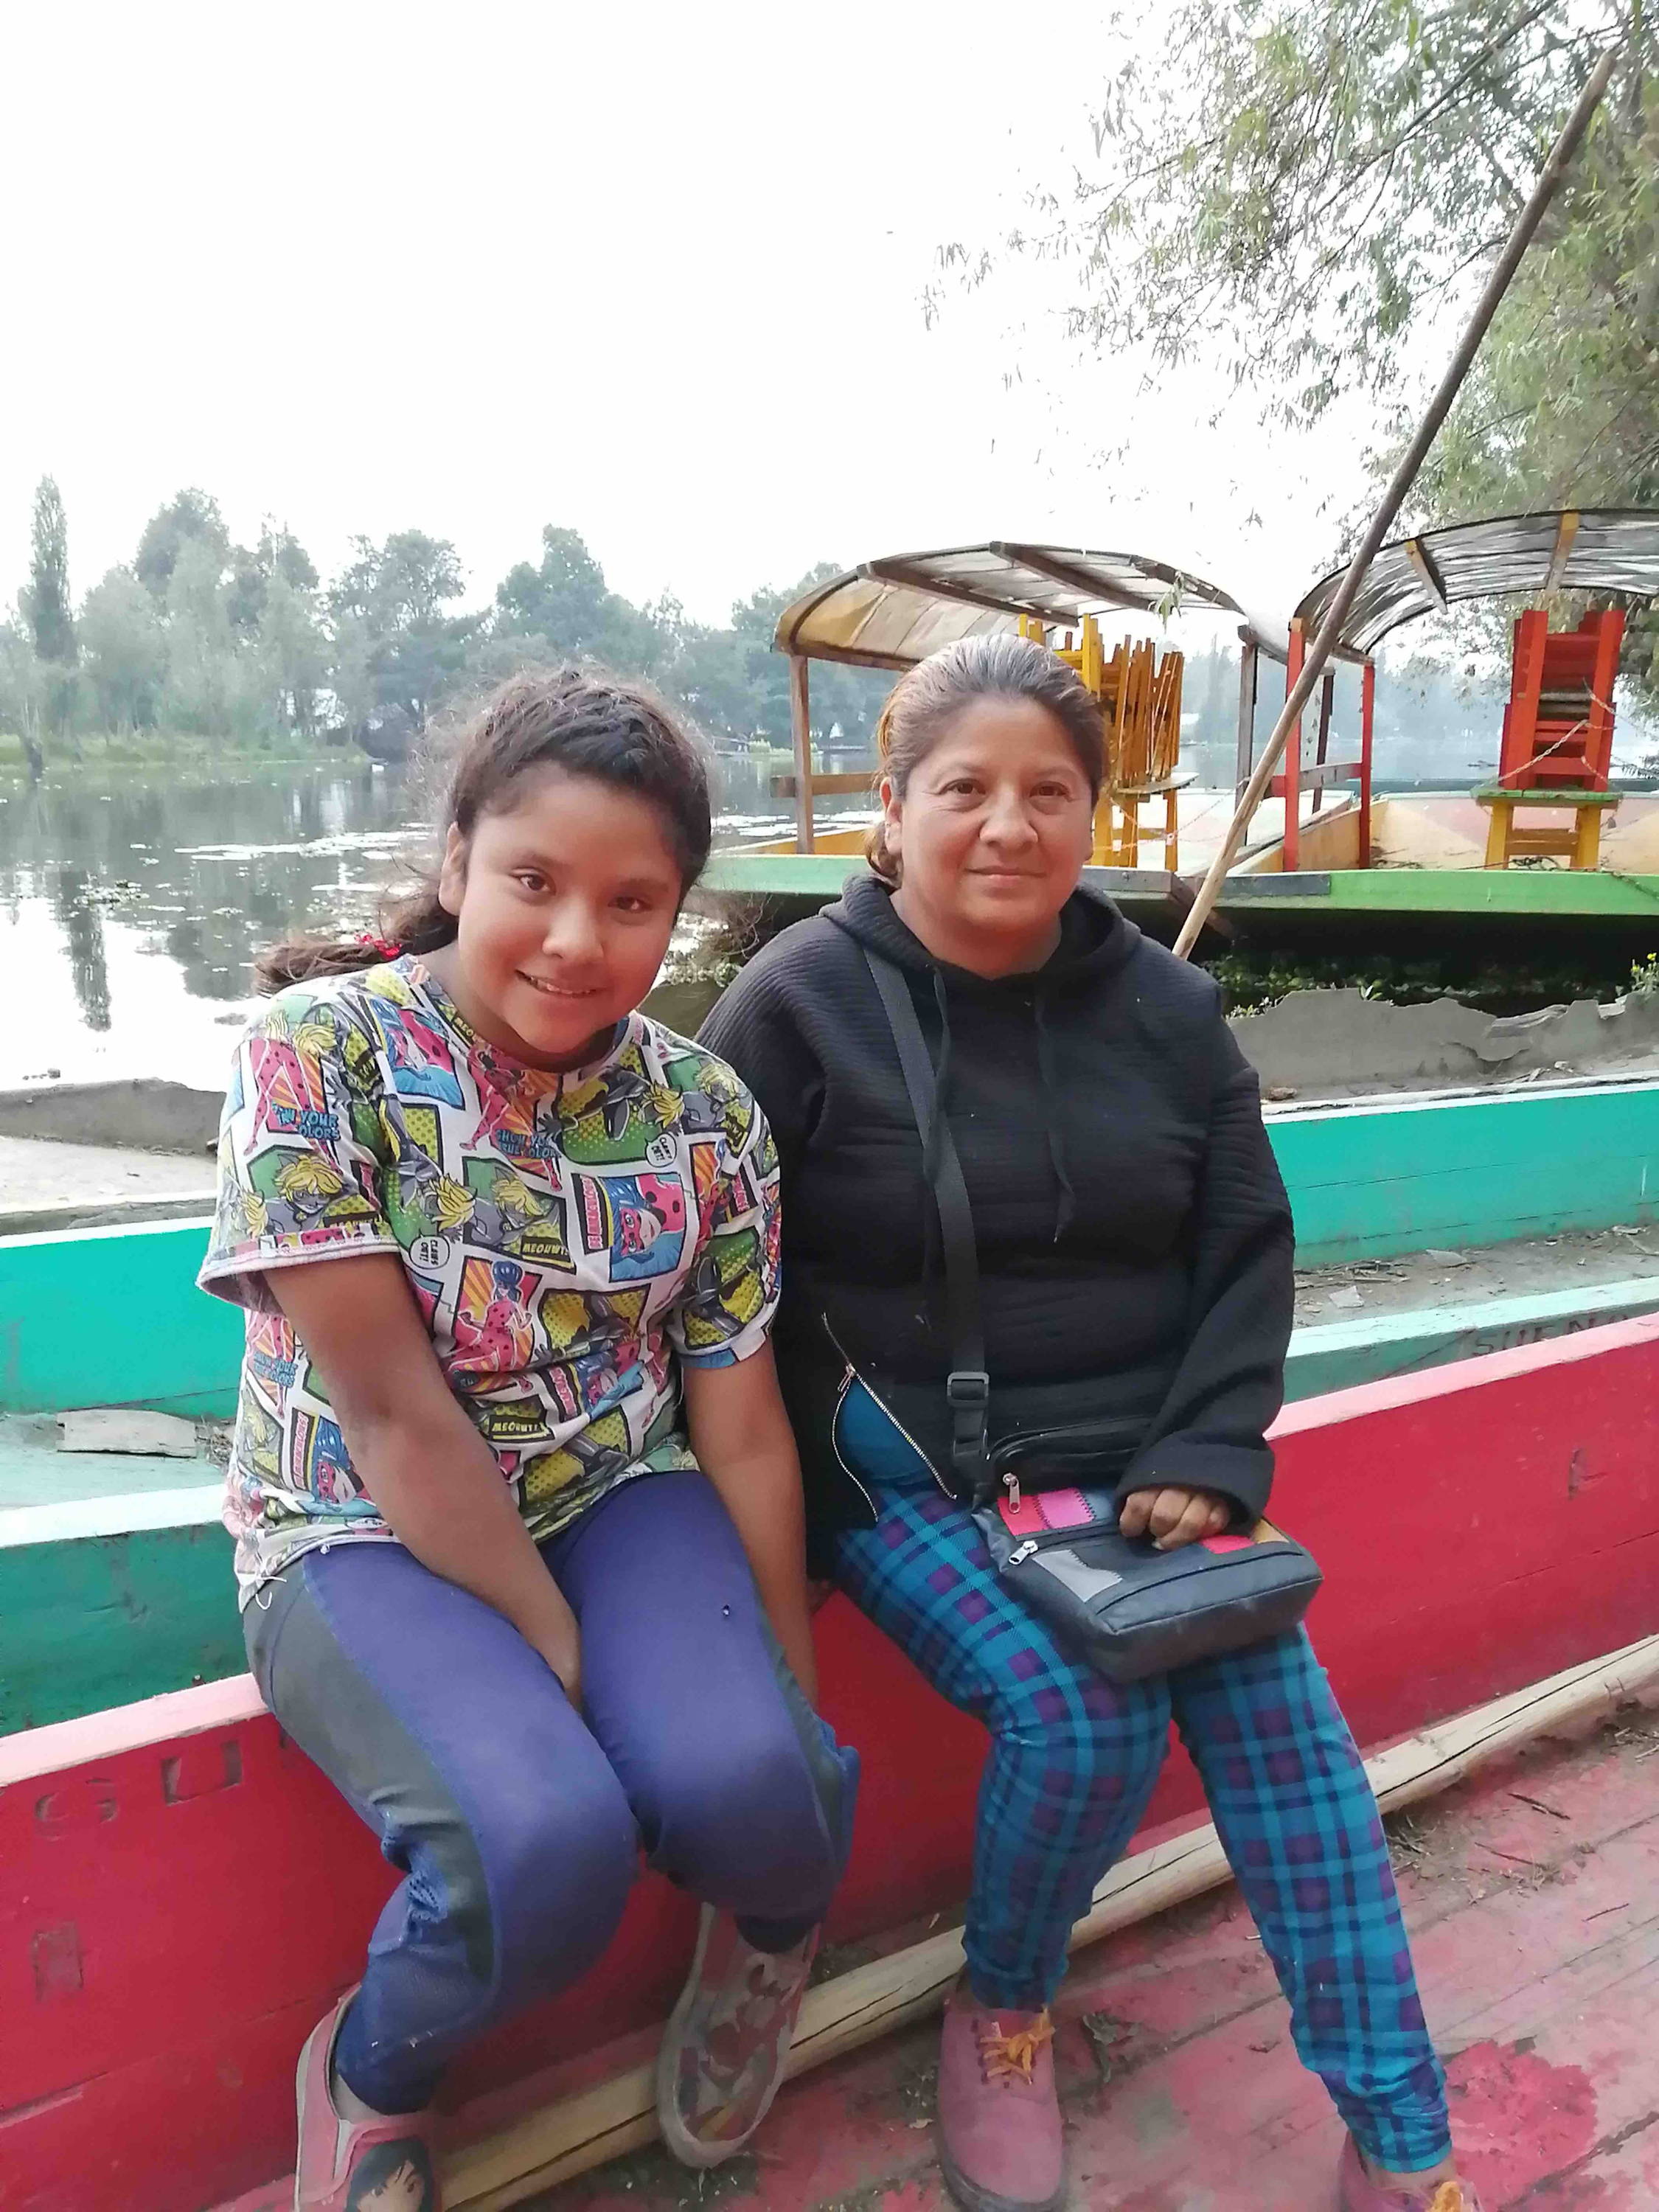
0;730;373;773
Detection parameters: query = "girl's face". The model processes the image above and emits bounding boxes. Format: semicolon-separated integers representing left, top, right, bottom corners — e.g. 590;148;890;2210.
883;698;1096;975
431;766;683;1069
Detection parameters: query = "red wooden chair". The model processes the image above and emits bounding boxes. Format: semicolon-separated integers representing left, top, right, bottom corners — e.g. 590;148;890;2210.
1478;608;1625;868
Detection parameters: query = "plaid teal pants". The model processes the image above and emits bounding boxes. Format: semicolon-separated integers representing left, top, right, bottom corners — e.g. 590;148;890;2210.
832;1384;1450;2171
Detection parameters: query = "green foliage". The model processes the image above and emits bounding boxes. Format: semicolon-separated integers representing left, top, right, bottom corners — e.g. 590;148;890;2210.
3;479;889;767
1209;941;1646;1015
79;568;167;731
941;5;1657;684
21;478;77;745
135;488;232;599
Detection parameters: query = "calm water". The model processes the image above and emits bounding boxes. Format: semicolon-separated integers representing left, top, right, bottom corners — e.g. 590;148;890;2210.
0;749;877;1091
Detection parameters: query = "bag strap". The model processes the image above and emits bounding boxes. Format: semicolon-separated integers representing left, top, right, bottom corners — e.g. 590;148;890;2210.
860;948;991;1497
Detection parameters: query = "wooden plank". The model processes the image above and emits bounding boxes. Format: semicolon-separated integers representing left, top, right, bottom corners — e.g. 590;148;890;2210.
766;772;874;799
788;658;814;852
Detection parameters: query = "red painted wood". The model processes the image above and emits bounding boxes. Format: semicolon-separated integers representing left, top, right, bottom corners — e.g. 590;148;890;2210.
1359;657;1375;863
6;1315;1659;2211
1282;619;1304;869
1499;607;1624;790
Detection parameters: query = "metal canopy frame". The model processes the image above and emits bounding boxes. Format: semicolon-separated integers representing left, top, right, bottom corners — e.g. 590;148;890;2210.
1295;509;1659;656
1270;508;1659;872
771;542;1243;849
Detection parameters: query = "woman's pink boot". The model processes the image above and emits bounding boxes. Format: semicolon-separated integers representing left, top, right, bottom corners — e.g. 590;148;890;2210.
1338;2136;1484;2211
935;1989;1065;2212
294;1991;440;2211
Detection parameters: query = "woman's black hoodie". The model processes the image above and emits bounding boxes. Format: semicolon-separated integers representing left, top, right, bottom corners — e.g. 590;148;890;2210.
699;873;1294;1548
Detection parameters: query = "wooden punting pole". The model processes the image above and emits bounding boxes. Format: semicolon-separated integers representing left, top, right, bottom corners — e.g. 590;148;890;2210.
1172;44;1622;960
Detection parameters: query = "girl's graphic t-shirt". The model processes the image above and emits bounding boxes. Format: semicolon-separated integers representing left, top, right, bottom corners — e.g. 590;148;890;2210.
199;956;780;1601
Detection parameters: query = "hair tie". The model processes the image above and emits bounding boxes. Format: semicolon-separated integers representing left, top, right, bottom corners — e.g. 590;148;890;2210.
358;932;402;960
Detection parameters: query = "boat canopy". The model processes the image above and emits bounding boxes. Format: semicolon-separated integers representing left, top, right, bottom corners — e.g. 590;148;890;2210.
774;543;1242;671
1295;509;1659;656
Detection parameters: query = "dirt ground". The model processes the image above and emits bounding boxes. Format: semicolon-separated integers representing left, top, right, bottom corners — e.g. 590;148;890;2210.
1293;1221;1659;1326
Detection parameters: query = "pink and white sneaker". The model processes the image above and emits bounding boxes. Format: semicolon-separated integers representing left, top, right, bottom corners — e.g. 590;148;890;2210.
294;1991;439;2212
655;1904;818;2167
1338;2135;1485;2212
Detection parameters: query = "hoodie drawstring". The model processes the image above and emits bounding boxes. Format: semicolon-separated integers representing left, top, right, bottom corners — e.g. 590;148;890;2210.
1034;998;1077;1243
925;971;1075;1249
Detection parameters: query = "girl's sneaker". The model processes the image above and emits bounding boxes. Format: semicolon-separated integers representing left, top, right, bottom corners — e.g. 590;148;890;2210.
1337;2137;1485;2211
936;1989;1065;2212
295;1990;440;2212
655;1904;818;2167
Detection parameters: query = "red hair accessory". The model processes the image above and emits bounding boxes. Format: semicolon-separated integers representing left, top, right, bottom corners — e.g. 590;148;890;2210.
358;933;402;960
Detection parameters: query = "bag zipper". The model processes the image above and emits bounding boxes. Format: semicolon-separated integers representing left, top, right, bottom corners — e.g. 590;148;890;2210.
821;1315;954;1500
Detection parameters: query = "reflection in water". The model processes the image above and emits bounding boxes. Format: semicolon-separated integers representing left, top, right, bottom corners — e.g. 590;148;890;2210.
0;747;878;1089
51;869;111;1031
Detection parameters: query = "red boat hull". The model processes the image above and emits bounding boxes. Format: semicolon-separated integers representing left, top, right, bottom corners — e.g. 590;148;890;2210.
5;1316;1659;2212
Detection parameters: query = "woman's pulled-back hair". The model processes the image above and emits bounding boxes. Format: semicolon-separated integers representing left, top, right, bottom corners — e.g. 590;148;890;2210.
866;633;1105;885
255;667;712;993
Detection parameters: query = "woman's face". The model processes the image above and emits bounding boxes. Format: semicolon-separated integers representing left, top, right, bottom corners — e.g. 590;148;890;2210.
882;697;1096;973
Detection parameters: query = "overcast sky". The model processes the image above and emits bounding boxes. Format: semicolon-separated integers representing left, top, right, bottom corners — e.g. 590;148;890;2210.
1;1;1378;630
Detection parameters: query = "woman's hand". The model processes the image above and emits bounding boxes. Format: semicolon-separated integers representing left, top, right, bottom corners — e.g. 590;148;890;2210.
1117;1486;1232;1551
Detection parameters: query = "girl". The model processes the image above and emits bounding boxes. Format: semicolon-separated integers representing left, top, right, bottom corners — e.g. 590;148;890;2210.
701;636;1481;2212
201;670;856;2212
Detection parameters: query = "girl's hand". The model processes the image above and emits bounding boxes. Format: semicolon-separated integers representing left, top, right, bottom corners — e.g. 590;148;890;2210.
532;1617;582;1708
1117;1486;1232;1551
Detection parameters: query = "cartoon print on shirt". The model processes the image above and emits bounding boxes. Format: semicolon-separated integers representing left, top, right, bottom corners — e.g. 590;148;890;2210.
201;960;779;1597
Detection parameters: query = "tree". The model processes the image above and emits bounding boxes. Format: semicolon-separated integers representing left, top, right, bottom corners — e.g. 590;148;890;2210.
492;526;658;670
136;489;232;600
329;530;475;733
21;477;77;744
226;522;321;638
23;478;76;665
80;567;167;731
161;538;238;734
728;567;890;744
942;5;1655;683
255;569;328;737
0;616;46;775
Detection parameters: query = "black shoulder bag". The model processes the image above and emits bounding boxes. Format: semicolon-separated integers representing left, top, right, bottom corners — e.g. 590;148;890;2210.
862;947;1322;1683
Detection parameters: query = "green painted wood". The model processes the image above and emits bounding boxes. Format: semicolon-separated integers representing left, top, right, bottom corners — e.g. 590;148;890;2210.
3;1089;1659;1419
1282;1274;1659;1400
1218;866;1659;917
0;1489;236;1735
1270;1082;1659;1262
14;1265;1659;1734
702;852;858;897
702;853;1187;919
0;1217;235;1419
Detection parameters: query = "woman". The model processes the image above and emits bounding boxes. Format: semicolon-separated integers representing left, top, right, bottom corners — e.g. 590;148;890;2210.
701;637;1478;2212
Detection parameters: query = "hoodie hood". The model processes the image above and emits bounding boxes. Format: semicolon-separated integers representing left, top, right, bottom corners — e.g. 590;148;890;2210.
820;871;1141;998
